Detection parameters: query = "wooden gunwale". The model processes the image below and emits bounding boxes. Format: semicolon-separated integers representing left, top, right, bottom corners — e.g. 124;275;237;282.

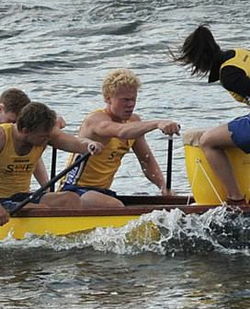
12;195;250;217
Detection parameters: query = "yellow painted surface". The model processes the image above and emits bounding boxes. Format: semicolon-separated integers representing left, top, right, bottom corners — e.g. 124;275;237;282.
125;221;161;244
0;215;140;240
185;145;250;205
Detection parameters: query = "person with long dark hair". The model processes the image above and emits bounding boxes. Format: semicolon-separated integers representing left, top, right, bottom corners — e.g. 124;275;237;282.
171;25;250;205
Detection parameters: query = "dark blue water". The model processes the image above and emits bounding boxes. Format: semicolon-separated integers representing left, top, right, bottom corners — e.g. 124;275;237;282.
0;1;250;308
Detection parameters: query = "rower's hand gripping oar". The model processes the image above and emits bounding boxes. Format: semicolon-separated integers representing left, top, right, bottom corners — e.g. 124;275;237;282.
10;152;91;215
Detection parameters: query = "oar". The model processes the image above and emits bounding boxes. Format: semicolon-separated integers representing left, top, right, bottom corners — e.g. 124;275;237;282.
50;148;57;192
166;137;173;190
10;152;90;215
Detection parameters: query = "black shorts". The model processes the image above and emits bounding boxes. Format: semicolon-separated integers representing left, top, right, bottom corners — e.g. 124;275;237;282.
60;184;117;197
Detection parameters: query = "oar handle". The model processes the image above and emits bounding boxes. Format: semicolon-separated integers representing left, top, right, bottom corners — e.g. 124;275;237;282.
10;152;90;214
166;137;173;190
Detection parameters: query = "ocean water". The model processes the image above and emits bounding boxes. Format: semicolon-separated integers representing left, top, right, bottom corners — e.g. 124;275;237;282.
0;1;250;308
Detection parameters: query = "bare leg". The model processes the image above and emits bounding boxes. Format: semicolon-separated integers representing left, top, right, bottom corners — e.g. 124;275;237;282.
24;202;50;209
80;191;125;208
200;124;244;201
40;191;124;209
0;204;9;226
40;191;81;208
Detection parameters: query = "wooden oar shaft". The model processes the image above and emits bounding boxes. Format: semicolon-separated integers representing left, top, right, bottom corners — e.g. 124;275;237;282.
10;152;90;214
166;138;173;190
50;147;57;192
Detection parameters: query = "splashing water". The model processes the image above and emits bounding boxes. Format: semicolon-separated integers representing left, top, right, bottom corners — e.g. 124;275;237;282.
1;207;249;257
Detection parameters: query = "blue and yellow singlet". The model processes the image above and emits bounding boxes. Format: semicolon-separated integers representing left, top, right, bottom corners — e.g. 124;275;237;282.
62;110;135;189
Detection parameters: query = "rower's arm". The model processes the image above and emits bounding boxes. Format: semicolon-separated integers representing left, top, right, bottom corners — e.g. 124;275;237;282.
33;159;49;187
86;113;180;139
49;128;103;154
221;66;250;98
132;136;166;194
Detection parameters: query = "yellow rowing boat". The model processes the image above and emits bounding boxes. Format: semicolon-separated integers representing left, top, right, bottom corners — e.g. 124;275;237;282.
1;195;249;240
2;129;250;241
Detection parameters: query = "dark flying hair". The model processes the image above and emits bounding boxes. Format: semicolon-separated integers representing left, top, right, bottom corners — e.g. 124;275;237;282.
170;25;221;76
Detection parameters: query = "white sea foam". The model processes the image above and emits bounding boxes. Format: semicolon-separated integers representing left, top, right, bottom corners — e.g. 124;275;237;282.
1;207;249;256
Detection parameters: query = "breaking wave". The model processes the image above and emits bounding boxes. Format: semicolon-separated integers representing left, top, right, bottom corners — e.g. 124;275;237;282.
1;207;249;257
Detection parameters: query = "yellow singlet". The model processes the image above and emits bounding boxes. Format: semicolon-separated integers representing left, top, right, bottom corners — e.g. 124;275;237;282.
62;109;135;189
0;123;44;198
220;48;250;104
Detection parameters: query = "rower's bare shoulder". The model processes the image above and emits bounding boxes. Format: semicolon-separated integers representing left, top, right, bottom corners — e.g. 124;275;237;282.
130;113;142;122
84;110;111;126
79;110;111;138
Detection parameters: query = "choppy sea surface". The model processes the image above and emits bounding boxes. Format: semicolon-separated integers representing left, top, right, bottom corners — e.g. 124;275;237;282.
0;1;250;308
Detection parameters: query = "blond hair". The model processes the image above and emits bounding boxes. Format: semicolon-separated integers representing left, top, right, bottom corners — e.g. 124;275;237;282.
102;68;141;99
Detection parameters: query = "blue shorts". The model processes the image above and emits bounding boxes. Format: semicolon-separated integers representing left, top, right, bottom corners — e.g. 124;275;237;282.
228;114;250;153
0;192;44;213
60;184;117;198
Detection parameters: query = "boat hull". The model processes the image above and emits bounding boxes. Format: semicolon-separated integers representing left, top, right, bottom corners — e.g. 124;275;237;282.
0;214;140;240
1;195;249;240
